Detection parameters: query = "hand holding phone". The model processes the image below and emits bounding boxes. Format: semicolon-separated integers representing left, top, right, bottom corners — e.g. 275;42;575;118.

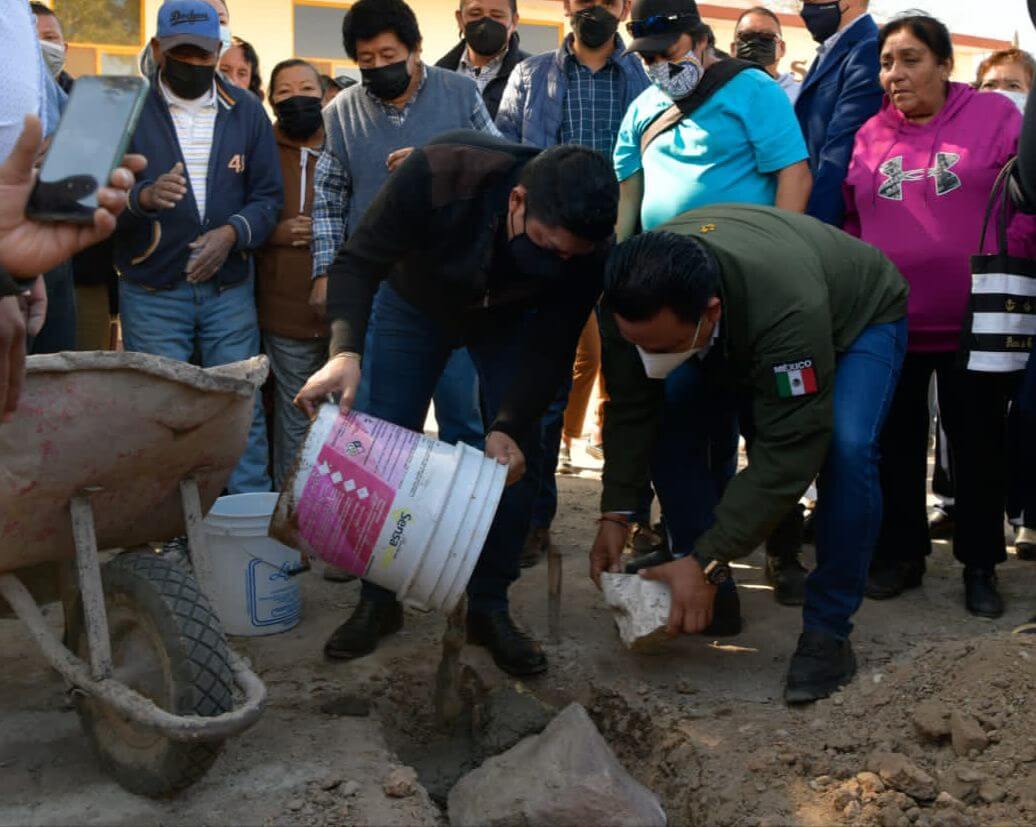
140;162;187;211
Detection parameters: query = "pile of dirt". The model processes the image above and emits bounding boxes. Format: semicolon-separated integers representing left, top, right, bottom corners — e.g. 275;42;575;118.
588;634;1036;826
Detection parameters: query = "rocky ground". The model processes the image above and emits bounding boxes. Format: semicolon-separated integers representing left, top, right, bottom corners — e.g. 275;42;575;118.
1;443;1035;826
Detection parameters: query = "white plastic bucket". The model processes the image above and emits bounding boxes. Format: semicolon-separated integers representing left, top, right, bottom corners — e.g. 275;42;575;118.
273;406;508;613
202;493;302;636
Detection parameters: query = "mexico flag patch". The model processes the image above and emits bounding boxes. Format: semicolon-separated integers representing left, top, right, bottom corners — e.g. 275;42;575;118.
774;359;818;398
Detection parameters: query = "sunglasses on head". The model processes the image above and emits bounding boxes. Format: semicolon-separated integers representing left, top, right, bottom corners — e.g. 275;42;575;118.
626;12;698;40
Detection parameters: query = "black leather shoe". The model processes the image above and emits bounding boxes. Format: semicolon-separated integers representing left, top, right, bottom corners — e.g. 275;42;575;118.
467;611;548;677
865;559;925;600
624;547;674;574
629;522;667;556
963;567;1004;618
701;584;743;637
928;507;955;540
520;526;552;569
324;599;404;660
765;553;808;606
784;630;857;704
1015;527;1036;561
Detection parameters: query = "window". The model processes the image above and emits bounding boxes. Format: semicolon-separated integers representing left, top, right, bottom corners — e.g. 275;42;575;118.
517;21;564;56
53;0;143;47
295;1;350;61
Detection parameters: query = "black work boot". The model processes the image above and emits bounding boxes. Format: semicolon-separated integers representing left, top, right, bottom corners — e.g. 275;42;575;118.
784;629;857;705
963;566;1004;618
865;558;925;600
520;526;552;569
467;610;548;676
324;599;404;660
765;554;809;606
701;583;743;637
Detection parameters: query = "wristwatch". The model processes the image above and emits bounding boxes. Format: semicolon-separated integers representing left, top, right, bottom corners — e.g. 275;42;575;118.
692;550;732;586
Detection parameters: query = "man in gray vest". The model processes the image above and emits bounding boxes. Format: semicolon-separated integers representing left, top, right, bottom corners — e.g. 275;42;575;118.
311;0;498;463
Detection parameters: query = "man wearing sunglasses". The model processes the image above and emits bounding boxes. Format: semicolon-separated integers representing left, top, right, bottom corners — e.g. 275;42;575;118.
732;6;800;104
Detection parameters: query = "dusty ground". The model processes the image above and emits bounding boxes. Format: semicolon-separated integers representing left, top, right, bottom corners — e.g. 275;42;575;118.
1;444;1035;826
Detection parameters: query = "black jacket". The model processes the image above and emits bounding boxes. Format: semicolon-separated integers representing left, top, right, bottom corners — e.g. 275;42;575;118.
326;130;608;443
436;34;529;120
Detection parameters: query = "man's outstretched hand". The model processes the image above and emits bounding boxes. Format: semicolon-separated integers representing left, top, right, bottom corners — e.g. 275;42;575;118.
0;115;146;278
640;556;718;636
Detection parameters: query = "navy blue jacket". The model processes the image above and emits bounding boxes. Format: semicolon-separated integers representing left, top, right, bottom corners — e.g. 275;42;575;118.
116;76;283;289
495;35;649;148
795;15;883;227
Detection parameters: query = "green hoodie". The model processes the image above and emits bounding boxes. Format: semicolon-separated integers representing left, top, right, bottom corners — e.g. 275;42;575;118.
601;204;908;563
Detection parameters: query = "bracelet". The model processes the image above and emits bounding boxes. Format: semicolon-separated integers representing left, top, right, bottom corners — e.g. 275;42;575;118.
598;514;630;529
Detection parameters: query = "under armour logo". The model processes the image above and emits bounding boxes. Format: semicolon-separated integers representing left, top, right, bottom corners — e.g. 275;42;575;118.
879;153;962;200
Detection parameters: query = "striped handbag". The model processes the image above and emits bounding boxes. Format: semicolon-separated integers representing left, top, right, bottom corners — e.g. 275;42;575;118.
959;158;1036;373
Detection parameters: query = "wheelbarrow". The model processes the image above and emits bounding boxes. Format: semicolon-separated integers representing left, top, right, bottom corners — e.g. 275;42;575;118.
0;351;270;798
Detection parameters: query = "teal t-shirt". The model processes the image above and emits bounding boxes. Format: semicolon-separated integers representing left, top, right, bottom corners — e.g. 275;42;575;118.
613;70;808;231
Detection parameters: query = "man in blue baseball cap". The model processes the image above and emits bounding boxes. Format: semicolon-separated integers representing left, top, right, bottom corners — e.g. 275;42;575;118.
115;0;283;520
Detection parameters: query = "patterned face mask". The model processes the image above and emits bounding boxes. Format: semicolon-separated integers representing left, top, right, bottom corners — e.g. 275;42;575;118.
646;50;704;100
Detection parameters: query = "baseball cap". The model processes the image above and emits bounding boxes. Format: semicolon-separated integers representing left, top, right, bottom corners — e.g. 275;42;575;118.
625;0;702;56
157;0;221;54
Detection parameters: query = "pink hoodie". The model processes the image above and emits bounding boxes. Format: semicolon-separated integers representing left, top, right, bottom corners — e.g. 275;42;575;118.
844;83;1036;352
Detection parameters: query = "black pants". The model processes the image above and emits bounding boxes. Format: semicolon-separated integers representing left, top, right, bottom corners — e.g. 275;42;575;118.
875;353;1011;571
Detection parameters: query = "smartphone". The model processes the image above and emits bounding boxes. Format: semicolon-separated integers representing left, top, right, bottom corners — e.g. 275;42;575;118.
27;75;149;224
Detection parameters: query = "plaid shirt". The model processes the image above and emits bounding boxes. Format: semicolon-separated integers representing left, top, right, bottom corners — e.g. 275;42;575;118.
312;64;500;278
558;38;625;155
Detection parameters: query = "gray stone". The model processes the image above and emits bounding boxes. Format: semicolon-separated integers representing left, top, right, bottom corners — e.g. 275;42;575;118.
950;712;988;758
382;767;419;798
476;684;556;754
600;573;672;652
867;752;938;801
448;703;666;827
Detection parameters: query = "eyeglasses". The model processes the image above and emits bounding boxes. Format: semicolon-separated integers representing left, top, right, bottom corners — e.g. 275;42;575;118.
626;12;699;40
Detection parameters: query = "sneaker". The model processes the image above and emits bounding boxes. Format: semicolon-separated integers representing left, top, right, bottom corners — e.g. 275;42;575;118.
585;441;604;461
557;443;574;475
520;526;552;569
784;629;857;704
324;599;404;660
1016;527;1036;561
765;553;808;606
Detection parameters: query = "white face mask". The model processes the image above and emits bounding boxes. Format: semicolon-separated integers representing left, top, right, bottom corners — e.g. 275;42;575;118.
40;40;65;78
646;50;704;100
636;323;703;379
219;25;233;56
995;89;1028;114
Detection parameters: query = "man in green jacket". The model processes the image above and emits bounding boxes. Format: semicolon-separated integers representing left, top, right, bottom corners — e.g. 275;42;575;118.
590;204;908;703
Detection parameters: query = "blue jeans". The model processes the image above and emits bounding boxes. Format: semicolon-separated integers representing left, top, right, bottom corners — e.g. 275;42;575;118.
30;261;77;354
119;276;272;494
808;320;907;638
355;284;541;612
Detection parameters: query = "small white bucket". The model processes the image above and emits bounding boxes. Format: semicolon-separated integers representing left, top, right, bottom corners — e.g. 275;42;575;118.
272;406;508;613
202;493;302;636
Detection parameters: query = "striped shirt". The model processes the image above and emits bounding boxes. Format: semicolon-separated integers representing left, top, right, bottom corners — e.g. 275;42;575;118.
559;39;625;155
160;79;218;221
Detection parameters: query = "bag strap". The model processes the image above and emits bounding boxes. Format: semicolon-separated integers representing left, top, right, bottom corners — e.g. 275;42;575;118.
640;59;767;156
978;157;1017;254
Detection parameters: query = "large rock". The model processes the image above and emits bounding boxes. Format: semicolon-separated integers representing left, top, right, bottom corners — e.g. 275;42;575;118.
600;573;672;652
912;700;951;742
867;752;937;802
448;703;666;827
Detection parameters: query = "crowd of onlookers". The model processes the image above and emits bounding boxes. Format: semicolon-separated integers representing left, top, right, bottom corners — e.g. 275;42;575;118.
5;0;1036;676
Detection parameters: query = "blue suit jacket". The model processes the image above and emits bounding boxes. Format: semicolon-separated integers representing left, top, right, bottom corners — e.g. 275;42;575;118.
795;16;883;226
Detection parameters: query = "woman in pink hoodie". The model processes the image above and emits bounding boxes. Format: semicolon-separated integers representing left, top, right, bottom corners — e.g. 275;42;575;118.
844;14;1036;618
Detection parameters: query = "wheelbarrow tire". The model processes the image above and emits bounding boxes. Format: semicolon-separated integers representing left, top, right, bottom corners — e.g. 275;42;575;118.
68;551;235;798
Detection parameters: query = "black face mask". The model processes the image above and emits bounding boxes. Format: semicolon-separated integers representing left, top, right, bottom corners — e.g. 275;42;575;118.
465;18;509;57
800;1;842;44
571;6;620;50
360;58;412;101
734;33;779;67
505;211;569;282
162;55;216;100
275;95;324;139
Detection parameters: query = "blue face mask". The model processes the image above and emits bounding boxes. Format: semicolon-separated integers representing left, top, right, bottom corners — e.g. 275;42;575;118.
800;1;843;44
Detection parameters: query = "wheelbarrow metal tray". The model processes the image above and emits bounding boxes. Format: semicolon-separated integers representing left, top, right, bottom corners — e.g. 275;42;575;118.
0;352;269;574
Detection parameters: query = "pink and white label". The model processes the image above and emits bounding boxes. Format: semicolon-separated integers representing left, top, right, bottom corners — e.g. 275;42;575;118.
295;412;420;576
